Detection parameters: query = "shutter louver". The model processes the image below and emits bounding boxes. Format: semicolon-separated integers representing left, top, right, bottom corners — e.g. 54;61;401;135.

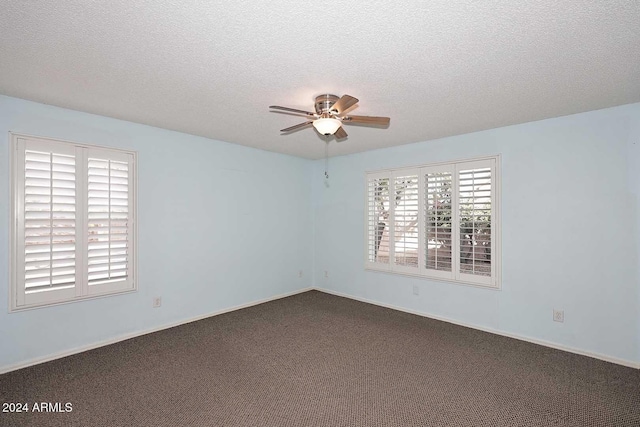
87;158;129;285
425;172;453;272
459;167;492;277
393;175;419;268
367;176;390;265
23;150;76;293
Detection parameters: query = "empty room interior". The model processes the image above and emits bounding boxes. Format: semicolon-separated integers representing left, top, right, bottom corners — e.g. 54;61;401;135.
1;1;639;426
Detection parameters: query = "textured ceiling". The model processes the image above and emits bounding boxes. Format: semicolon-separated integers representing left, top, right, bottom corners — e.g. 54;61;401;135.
1;1;639;159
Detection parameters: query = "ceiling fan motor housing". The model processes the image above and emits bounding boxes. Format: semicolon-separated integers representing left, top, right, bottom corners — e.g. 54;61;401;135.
315;94;340;115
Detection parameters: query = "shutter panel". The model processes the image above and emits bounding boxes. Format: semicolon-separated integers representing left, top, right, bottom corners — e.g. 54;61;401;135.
366;174;390;267
425;170;453;274
22;148;77;303
393;174;419;270
458;164;492;279
87;155;132;290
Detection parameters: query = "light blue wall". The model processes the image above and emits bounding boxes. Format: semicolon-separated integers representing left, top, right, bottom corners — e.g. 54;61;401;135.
1;95;638;371
628;107;640;363
313;103;640;365
0;95;313;371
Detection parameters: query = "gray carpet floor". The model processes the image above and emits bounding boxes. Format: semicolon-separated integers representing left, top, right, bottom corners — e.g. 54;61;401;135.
1;290;639;426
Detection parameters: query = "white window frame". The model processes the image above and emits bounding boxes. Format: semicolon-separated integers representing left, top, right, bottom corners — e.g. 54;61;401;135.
9;133;138;311
364;155;501;289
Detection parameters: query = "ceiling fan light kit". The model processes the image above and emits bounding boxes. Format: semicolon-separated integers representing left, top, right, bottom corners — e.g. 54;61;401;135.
269;94;390;139
312;117;342;135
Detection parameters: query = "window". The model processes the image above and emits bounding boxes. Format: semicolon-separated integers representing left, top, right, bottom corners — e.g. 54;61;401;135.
10;133;137;311
365;156;500;288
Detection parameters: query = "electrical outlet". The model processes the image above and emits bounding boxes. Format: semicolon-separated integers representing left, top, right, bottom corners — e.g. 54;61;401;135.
298;270;303;278
153;297;162;308
324;270;329;278
553;309;564;323
412;285;419;296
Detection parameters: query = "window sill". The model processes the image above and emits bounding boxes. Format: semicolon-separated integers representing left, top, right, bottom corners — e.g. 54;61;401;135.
364;266;501;290
9;288;137;313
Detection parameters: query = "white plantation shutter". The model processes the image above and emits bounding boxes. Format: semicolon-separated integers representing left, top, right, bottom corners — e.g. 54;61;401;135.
17;139;80;307
393;173;419;272
86;150;133;294
365;171;422;273
366;173;391;269
365;156;499;288
424;167;454;279
457;160;495;286
11;134;137;311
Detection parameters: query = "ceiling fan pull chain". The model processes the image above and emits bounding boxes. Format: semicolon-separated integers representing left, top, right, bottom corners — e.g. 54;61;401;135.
325;140;329;179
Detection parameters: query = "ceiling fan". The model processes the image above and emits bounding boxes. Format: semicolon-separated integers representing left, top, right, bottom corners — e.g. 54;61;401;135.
269;94;390;139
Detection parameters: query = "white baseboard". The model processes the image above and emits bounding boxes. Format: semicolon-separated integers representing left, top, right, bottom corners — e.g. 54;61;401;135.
314;287;640;370
0;287;312;375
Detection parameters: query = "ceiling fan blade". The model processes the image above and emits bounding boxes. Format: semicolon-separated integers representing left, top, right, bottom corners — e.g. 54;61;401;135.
334;126;348;139
280;121;313;133
270;105;317;117
330;95;359;115
342;115;390;126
